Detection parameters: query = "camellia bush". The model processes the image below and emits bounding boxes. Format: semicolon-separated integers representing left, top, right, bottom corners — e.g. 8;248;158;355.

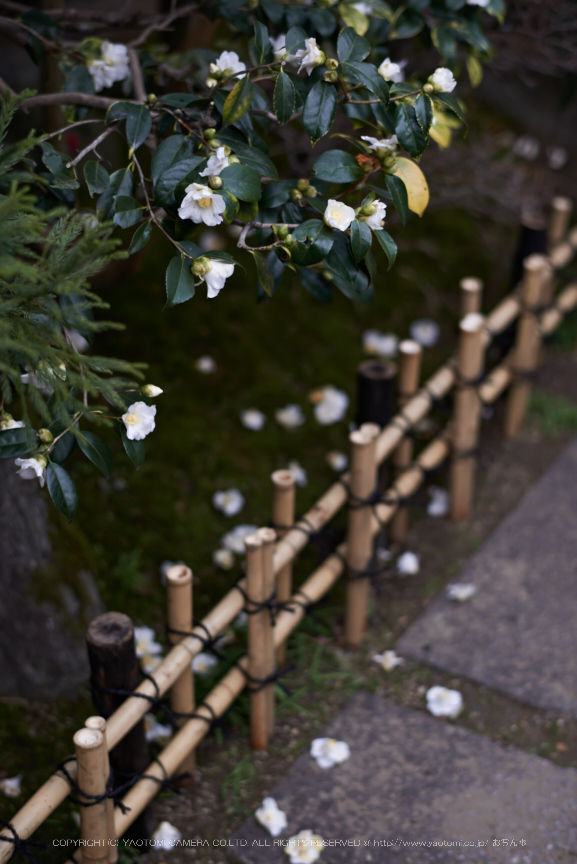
0;0;504;516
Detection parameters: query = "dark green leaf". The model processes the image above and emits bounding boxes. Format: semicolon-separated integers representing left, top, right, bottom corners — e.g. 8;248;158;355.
77;431;113;478
285;25;307;55
325;231;360;284
313;149;364;184
291;219;334;265
374;228;397;269
83;161;109;197
435;92;467;129
299;267;332;302
97;167;134;220
158;93;210;109
40;142;79;190
339;61;389;106
151;135;195;185
251;250;274;297
253;21;272;63
385;174;409;225
222;75;253;126
128;221;152;255
105;101;133;122
155;156;204;207
308;7;336;36
113;196;144;228
177;240;204;258
414;92;433;136
120;426;145;469
235;147;278;180
165;256;195;309
125;105;152;154
390;8;424;39
273;71;295;125
394;102;428;158
261;180;293;208
46;463;78;521
431;25;458;64
337;27;370;62
350;219;372;262
0;427;33;458
260;0;284;22
220;163;261;203
63;64;95;96
48;420;75;463
303;81;337;145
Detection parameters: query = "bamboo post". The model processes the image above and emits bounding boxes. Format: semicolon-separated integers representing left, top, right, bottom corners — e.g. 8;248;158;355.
548;196;573;252
449;313;485;523
73;728;109;864
166;564;195;786
504;254;549;439
389;340;422;544
271;471;295;668
459;277;483;318
344;422;380;648
85;612;152;841
245;533;269;750
84;717;117;864
257;527;277;738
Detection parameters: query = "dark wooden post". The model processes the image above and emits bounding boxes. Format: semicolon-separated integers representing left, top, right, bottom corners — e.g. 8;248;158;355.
510;215;547;289
85;612;153;842
355;360;396;429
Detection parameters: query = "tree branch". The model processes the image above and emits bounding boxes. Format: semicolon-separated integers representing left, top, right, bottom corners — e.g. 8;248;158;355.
66;123;118;168
43;117;105;140
128;47;147;103
19;91;134;111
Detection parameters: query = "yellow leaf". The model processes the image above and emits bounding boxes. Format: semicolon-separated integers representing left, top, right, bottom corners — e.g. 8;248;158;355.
430;123;452;149
338;3;369;35
466;54;483;88
392;156;429;217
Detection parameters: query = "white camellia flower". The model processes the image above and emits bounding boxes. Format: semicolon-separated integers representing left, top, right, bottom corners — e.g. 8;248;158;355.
178;183;226;226
255;797;288;837
0;415;24;430
426;685;463;719
134;626;163;659
409;318;440;347
141;384;163;397
234;610;248;628
353;1;373;13
213;488;245;516
310;738;350;769
326;450;348;472
192;652;218;674
513;135;540;161
377;57;402;81
324;199;356;232
0;776;22;798
270;34;291;62
360;200;387;231
427;486;449;518
221;524;259;554
152;821;182;849
447;583;477;602
214;50;246;77
467;0;490;6
373;650;404;672
361;134;398;153
240;409;266;430
200;146;230;178
314;386;349;425
275;404;306;430
14;457;46;487
199;259;235;299
397;551;420;576
429;67;457;93
144;714;173;744
547;145;568;171
294;37;323;76
122;401;156;441
213;548;235;570
141;654;162;675
288;460;307;488
195;355;217;373
88;41;131;93
285;830;324;864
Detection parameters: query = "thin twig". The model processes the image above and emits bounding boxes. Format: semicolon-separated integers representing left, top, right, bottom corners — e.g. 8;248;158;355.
66;124;118;169
128;47;147;103
43;117;105;141
19;91;126;111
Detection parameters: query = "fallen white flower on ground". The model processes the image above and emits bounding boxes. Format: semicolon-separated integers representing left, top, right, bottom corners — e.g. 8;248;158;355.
152;821;182;849
240;409;266;430
313;386;349;425
446;583;476;603
362;329;399;357
427;486;449;518
546;145;568;171
122;401;156;441
397;551;420;576
221;524;259;554
255;797;288;837
192;652;218;675
134;626;163;659
194;355;217;373
409;318;440;347
0;776;22;798
426;685;463;719
14;457;46;488
213;488;245;516
178;183;226;226
373;650;404;672
288;460;308;487
276;404;305;430
513;135;540;161
213;548;235;570
284;829;324;863
326;450;348;472
324;199;356;232
144;714;173;743
310;738;350;769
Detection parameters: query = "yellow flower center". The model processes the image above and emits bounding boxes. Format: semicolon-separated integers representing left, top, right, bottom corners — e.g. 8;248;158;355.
198;197;213;208
124;413;138;425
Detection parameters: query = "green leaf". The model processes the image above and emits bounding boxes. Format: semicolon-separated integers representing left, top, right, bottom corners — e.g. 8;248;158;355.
299;267;332;302
0;427;33;458
414;92;433;136
151;135;195;185
285;25;307;55
165;256;196;309
97;167;134;220
120;426;145;469
385;174;409;225
83;160;109;197
48;420;75;463
220;163;261;203
303;81;338;145
273;70;295;125
128;221;152;255
105;101;133;122
260;180;293;208
350;219;372;262
158;93;210;109
253;21;272;63
46;463;78;522
77;431;114;478
113;196;144;229
339;60;389;106
40;142;79;190
313;149;364;184
223;75;253;127
291;219;334;265
337;27;370;62
154;156;205;207
390;7;424;39
434;92;467;129
466;54;483;88
325;231;360;284
251;250;274;297
63;64;95;97
431;25;458;64
125;105;152;154
394;103;428;158
235;146;278;180
374;228;397;269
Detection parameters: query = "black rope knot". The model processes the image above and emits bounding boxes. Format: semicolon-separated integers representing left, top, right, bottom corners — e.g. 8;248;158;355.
0;822;48;864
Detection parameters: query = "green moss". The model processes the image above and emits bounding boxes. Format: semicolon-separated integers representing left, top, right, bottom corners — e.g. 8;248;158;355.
529;388;577;436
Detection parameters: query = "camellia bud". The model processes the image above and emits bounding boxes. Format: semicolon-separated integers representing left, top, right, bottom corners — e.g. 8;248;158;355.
315;51;327;68
383;154;397;171
228;155;240;165
147;93;157;104
209;176;223;189
209;63;221;77
325;57;339;71
37;428;54;444
222;145;232;157
36;450;49;461
285;234;293;244
290;189;303;203
305;185;318;198
360;202;378;217
423;83;434;94
205;77;218;88
222;67;234;78
191;256;211;278
323;70;338;83
296;178;309;192
141;384;163;398
276;224;290;239
204;128;217;140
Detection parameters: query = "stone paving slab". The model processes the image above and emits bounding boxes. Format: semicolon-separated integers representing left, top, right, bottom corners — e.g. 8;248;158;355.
229;693;577;864
396;436;577;717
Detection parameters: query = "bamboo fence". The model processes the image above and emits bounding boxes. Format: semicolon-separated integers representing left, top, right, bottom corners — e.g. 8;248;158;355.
1;197;577;863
